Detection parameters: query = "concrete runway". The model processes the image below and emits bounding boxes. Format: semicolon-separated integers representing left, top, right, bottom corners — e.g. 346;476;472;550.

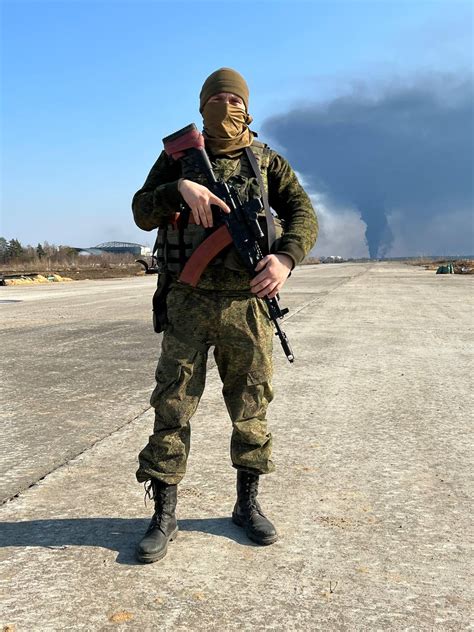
0;263;472;630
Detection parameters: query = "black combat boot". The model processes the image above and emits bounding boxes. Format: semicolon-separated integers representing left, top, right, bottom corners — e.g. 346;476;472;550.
136;480;178;563
232;470;278;545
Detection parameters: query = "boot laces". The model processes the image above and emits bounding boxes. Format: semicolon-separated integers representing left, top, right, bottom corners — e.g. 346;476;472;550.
144;480;167;509
247;483;258;504
145;482;175;533
144;480;154;507
242;478;259;510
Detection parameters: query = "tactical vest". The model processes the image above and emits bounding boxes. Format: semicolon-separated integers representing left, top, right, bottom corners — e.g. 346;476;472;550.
155;140;281;275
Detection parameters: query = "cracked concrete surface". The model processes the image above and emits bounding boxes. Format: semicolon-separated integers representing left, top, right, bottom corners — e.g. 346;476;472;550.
0;262;472;631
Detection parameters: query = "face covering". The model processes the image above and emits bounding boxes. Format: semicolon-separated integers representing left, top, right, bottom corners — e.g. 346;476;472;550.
202;101;254;156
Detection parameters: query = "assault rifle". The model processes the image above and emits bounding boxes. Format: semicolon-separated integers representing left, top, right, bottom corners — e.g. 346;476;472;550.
162;123;295;363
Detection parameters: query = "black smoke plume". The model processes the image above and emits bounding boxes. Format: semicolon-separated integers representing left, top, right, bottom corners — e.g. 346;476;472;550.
262;76;473;258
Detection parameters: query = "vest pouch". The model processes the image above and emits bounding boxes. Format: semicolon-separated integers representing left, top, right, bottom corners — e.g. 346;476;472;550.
152;272;172;333
157;223;208;275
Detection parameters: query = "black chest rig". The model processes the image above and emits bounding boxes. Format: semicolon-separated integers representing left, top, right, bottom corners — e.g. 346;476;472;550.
155;140;279;275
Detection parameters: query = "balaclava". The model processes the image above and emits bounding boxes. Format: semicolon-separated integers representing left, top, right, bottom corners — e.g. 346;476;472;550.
199;67;254;156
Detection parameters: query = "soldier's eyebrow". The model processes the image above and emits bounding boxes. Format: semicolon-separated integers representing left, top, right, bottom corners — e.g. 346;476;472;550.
210;93;243;103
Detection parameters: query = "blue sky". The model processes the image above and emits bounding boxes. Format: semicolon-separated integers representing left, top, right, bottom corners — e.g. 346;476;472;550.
1;0;472;254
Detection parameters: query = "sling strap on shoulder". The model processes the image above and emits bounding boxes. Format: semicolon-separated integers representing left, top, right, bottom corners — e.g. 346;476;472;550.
245;146;276;253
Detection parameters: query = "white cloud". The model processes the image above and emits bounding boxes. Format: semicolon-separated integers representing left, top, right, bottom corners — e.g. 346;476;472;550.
311;195;369;258
294;171;369;258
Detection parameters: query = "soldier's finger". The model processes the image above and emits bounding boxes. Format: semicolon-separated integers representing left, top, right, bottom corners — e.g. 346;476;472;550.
201;206;211;228
251;265;275;286
267;283;281;299
198;206;209;228
191;207;201;225
204;204;214;227
254;256;270;273
250;271;268;287
209;193;230;213
251;278;272;294
257;282;276;298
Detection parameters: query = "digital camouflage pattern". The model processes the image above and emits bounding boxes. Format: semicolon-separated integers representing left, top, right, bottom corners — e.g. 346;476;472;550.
136;282;275;485
133;137;318;484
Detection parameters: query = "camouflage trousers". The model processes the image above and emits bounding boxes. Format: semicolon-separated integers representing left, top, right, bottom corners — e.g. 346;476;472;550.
136;283;275;485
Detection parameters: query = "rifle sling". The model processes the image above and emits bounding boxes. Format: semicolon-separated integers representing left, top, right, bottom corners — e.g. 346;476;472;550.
244;146;276;253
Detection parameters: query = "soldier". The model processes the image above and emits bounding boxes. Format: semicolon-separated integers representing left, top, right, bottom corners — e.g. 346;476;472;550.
132;68;318;563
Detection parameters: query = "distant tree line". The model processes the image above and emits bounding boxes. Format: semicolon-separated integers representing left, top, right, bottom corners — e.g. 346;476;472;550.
0;237;77;265
0;237;140;274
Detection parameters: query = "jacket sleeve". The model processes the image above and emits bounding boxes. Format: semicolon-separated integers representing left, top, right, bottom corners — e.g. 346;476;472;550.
267;151;318;268
131;150;182;231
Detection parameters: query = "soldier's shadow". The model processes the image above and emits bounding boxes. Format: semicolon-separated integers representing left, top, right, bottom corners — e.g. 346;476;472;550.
0;517;257;565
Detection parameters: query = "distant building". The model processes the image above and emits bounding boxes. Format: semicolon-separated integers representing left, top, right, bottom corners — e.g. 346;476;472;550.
94;241;152;256
320;255;345;263
77;248;106;256
74;242;152;256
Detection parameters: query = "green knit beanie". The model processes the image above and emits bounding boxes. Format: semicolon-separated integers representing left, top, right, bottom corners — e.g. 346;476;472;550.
199;67;249;113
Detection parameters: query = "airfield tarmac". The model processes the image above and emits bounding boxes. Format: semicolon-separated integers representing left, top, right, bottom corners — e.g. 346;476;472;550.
0;262;472;630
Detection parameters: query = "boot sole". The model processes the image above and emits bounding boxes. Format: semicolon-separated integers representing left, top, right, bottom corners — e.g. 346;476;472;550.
232;514;278;546
136;528;179;564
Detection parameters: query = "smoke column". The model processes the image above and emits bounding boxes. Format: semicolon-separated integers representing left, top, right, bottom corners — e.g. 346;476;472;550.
262;75;473;258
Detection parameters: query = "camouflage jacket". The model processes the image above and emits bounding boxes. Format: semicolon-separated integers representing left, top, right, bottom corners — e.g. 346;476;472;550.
132;140;318;291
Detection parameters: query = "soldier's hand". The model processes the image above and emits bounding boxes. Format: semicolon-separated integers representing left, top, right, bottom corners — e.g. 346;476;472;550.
250;254;293;299
178;179;230;228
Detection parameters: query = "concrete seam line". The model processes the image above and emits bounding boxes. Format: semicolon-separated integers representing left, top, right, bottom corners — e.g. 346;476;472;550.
1;405;150;506
284;264;372;323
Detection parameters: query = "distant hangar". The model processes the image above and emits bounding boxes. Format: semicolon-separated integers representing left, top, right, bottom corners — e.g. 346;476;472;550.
76;241;152;256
